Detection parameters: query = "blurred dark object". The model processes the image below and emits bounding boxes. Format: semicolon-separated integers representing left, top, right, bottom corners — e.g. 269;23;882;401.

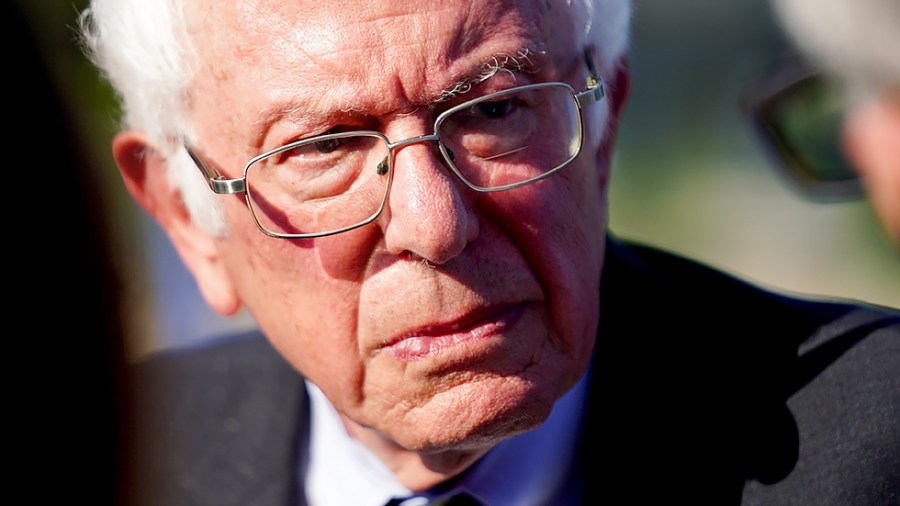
10;1;126;504
742;57;865;202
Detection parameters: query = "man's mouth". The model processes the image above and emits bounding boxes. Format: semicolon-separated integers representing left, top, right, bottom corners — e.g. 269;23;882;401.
380;304;527;361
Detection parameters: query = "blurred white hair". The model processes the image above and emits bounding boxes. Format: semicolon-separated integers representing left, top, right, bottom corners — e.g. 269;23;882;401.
79;0;632;235
773;0;900;98
78;0;225;234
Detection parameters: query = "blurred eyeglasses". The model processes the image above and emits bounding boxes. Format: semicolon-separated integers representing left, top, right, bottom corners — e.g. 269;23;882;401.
742;59;864;202
187;53;605;239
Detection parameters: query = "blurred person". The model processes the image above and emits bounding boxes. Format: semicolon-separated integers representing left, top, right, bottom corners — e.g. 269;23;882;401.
751;0;900;247
78;0;899;504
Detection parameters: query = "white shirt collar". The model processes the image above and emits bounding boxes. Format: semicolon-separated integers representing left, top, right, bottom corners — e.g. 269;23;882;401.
304;370;589;506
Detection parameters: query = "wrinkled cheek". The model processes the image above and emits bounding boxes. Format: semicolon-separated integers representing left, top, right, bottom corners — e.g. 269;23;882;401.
312;225;383;282
247;264;370;414
220;215;370;384
523;169;605;357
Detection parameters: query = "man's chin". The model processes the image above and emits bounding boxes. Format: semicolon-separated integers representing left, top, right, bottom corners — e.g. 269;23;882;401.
383;374;558;454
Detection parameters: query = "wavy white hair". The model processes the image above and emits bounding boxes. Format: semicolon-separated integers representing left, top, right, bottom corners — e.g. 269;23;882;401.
773;0;900;99
79;0;632;235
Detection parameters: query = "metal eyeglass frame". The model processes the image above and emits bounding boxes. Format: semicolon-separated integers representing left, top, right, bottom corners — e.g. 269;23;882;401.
185;51;606;239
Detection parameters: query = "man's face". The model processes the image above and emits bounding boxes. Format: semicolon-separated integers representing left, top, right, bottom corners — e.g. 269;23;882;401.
185;0;613;451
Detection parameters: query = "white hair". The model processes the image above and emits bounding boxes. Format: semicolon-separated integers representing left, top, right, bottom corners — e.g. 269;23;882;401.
773;0;900;99
78;0;227;233
79;0;632;236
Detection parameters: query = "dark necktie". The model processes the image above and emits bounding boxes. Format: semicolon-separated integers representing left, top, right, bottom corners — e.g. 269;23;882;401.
384;491;484;506
430;492;484;505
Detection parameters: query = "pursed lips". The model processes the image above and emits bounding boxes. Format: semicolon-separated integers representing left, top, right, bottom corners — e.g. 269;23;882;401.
379;303;529;361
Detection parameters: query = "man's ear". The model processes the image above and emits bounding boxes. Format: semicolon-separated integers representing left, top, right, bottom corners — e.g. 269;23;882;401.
111;132;243;316
595;54;631;180
605;54;631;127
842;96;900;245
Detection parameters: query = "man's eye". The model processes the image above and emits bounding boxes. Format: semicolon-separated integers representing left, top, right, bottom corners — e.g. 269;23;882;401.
473;99;513;119
314;137;342;153
275;137;343;163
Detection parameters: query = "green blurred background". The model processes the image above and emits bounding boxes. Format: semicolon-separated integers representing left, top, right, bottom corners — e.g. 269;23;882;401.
22;0;899;360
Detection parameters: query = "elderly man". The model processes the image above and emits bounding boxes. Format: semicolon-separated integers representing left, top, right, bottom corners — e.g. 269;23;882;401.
80;1;898;505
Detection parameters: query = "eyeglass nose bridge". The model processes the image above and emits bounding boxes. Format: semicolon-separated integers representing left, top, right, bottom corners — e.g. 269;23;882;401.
388;133;441;151
379;133;469;189
377;132;448;174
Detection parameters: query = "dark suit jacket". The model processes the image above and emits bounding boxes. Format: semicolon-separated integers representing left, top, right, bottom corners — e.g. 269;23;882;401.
121;237;899;505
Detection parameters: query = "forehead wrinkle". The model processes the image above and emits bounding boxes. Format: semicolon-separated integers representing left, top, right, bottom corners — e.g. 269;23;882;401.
232;1;557;144
339;0;548;107
246;44;547;145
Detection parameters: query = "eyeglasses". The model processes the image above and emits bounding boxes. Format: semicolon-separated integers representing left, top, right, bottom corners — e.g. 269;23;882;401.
742;59;863;202
186;56;605;239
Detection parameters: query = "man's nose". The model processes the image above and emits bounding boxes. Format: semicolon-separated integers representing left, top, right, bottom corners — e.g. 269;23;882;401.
381;138;480;265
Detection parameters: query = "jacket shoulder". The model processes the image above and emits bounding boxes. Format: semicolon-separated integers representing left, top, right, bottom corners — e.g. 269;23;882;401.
124;331;308;506
593;237;900;503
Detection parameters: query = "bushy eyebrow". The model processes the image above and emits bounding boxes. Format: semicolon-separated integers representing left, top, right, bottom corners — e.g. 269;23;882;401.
436;48;540;103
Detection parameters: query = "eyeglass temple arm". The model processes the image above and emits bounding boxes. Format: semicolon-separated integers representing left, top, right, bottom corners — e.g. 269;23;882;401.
185;145;247;195
575;48;605;107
